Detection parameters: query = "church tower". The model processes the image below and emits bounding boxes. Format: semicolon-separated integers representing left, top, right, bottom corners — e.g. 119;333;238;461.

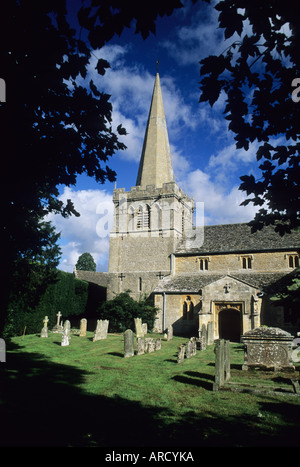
108;72;194;299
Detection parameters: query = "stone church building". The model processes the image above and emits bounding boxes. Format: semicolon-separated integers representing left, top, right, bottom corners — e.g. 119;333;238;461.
76;72;300;341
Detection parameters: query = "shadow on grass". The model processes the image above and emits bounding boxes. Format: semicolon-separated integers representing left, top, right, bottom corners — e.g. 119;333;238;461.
1;340;299;447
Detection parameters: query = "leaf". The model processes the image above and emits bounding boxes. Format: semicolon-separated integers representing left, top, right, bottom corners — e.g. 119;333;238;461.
95;58;111;76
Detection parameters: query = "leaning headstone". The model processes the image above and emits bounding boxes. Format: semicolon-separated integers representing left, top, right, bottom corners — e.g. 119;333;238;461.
134;317;144;338
93;319;109;342
79;318;87;337
242;327;295;371
177;345;185;363
136;337;145;355
41;316;49;338
61;320;71;346
124;329;134;358
155;338;161;351
52;311;63;333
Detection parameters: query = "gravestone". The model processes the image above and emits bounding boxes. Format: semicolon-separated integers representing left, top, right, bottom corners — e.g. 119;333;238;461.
0;338;6;362
213;339;225;391
155;338;161;351
61;320;71;346
145;338;155;353
52;311;63;333
186;340;193;359
41;316;49;338
199;324;207;350
136;337;145;355
93;319;109;342
134;317;144;338
242;327;295;371
79;318;87;337
124;329;134;358
177;345;185;363
142;323;148;335
166;325;173;341
207;322;214;345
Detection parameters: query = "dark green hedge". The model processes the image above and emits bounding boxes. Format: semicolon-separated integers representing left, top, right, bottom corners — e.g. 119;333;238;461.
4;270;89;337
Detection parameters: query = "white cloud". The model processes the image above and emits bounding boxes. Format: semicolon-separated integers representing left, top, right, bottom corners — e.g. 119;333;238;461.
178;168;258;226
47;187;114;272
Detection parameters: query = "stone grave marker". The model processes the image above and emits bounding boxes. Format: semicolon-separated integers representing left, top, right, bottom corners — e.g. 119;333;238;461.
136;337;145;355
93;319;109;342
155;338;161;351
142;323;147;335
41;316;49;338
145;337;155;353
177;345;185;363
134;317;144;338
186;340;193;359
79;318;87;337
0;338;6;362
61;320;71;346
52;311;63;333
207;321;214;345
242;326;295;371
124;329;134;358
166;325;173;341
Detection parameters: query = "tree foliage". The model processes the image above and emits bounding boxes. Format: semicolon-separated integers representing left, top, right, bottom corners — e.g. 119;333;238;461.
199;0;300;235
98;291;158;333
0;0;185;332
76;252;97;272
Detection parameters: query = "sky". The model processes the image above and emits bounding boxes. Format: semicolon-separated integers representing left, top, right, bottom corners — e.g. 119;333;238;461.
48;0;262;273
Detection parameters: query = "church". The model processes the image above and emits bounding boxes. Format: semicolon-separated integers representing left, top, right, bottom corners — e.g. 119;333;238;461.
76;72;300;341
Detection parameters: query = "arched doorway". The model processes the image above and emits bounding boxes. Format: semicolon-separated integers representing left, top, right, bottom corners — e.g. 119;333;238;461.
218;307;242;342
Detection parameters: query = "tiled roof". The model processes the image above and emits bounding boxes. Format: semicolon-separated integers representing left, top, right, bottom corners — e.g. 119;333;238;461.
175;223;300;255
153;272;291;293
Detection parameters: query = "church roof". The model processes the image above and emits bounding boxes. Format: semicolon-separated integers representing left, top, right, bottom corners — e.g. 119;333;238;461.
175;223;300;255
153;271;293;294
136;73;174;189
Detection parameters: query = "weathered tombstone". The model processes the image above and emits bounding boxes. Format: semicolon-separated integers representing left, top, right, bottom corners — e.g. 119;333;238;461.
186;340;193;359
155;338;161;351
142;323;148;335
124;329;134;358
61;320;71;346
207;321;214;345
134;317;144;338
224;340;230;382
177;345;185;363
41;316;49;338
0;338;6;362
199;324;207;350
190;337;197;356
52;311;63;333
213;339;225;391
242;327;295;371
145;338;155;353
166;325;173;341
93;319;109;342
136;337;145;355
79;318;87;337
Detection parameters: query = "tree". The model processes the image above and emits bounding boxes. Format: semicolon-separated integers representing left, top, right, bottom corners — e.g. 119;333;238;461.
98;291;158;333
199;0;300;235
76;253;97;272
0;0;185;332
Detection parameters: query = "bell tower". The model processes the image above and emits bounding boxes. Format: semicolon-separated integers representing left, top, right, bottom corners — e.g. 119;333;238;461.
108;72;194;299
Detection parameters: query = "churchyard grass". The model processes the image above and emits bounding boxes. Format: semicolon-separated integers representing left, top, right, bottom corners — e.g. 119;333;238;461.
1;332;299;447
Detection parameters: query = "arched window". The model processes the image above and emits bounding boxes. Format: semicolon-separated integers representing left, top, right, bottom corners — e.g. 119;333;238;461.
136;205;150;230
188;302;194;320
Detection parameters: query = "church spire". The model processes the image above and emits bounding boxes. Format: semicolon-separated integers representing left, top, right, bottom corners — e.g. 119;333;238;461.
136;72;174;188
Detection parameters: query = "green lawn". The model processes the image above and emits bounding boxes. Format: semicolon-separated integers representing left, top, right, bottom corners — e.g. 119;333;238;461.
1;332;299;447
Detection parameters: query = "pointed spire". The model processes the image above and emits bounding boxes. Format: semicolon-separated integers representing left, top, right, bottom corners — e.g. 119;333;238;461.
136;72;174;188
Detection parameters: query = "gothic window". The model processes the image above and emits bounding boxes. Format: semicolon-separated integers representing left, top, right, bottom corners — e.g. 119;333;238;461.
183;296;194;320
198;257;209;271
136;205;150;230
139;277;142;292
241;256;252;269
288;254;299;268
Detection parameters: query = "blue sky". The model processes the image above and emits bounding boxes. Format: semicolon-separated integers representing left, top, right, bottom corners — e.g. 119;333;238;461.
48;0;262;272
